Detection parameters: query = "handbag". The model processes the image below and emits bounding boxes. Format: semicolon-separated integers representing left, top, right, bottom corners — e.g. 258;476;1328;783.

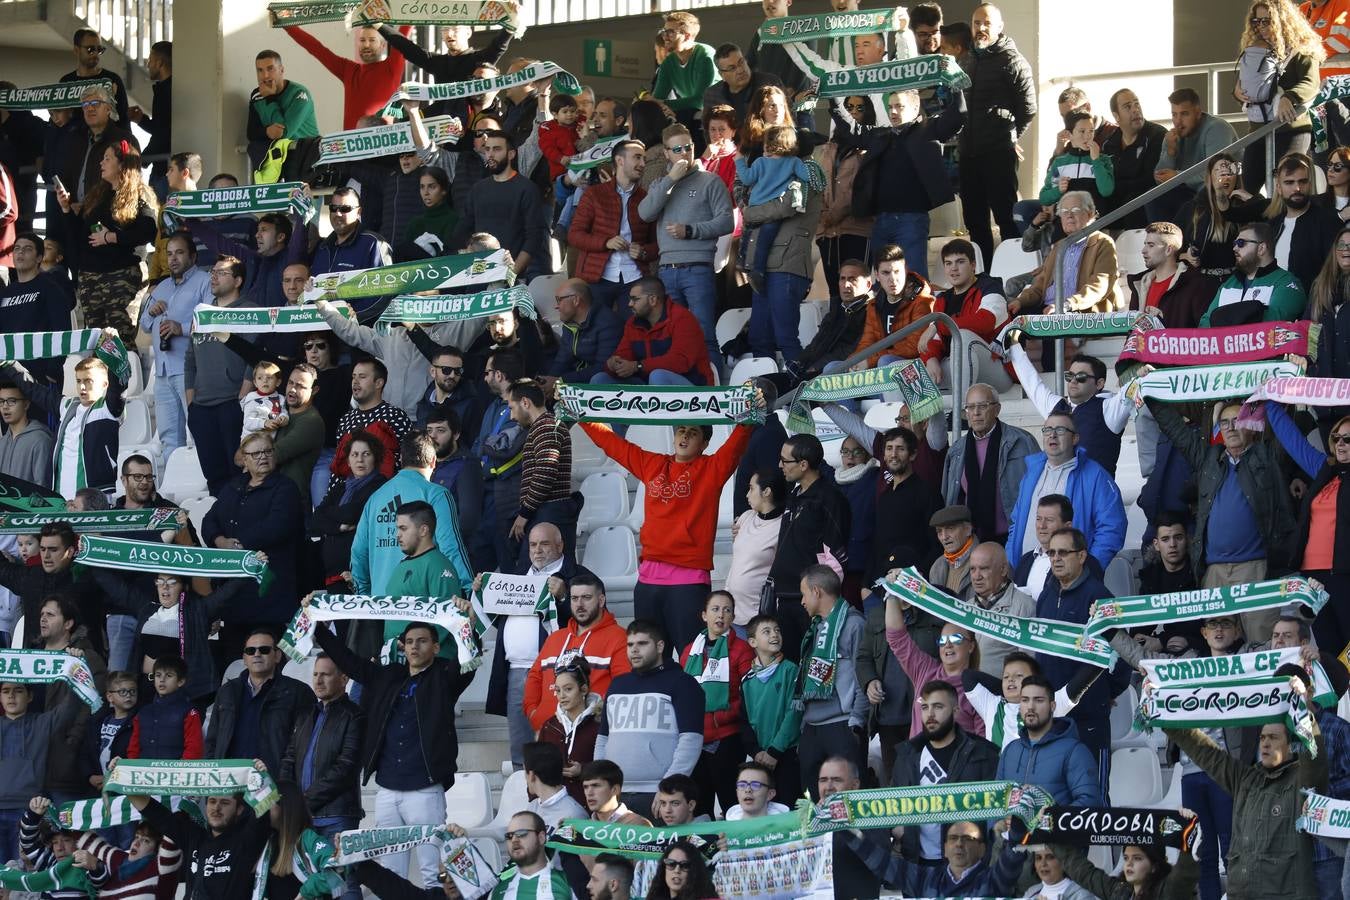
757;575;777;617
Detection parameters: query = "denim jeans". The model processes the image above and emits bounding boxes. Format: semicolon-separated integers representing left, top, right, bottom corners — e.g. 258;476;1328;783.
375;786;446;887
106;614;139;672
1011;199;1044;237
0;808;20;864
318;817;363;900
748;272;807;364
310;448;336;510
154;372;187;471
1182;771;1233;900
506;666;532;769
187;401;244;496
658;264;722;376
1316;855;1346;900
589;278;636;319
872;211;930;280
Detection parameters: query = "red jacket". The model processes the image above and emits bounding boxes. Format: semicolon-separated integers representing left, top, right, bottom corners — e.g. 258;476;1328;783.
611;300;715;385
679;629;754;742
567;180;660;283
285;25;412;129
523;610;632;731
538;120;580;181
921;275;1010;362
581;422;751;571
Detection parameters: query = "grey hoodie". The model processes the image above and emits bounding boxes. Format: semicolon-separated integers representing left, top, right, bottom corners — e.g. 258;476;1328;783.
636;167;735;266
0;419;53;486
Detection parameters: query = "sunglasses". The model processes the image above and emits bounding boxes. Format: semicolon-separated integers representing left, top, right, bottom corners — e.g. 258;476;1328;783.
504;828;538;841
1250;15;1272;25
153;578;181;587
1063;372;1095;384
844;102;868;111
1045;548;1082;558
329;204;355;213
1232;237;1262;248
936;633;966;646
1332;434;1350;445
662;859;691;871
666;143;694;154
81;45;107;54
303;341;328;351
437;365;464;376
243;645;274;656
1332;162;1350;173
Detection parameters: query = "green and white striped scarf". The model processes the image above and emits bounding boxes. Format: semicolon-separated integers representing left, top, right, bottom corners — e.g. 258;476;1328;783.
164;181;315;224
104;759;281;813
997;311;1159;343
0;649;102;710
51;796;140;830
267;0;519;30
316;115;461;165
378;286;535;323
393;62;581;106
1136;674;1318;754
0;329;131;384
1139;647;1337;709
1125;360;1303;405
303;250;514;303
812;54;970;98
786;361;940;433
0;507;182;534
758;7;905;43
490;866;571;900
567;134;628;173
74;535;274;591
328;825;449;866
556;383;763;425
281;593;483;670
1084;577;1328;637
1298;789;1350;838
684;630;730;712
193;303;353;333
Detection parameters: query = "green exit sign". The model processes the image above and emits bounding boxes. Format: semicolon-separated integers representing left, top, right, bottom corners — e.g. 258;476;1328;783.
583;39;612;77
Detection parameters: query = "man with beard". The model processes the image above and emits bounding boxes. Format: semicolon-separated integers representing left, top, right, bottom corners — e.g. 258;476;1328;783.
246;50;319;169
1198;222;1307;327
283;24;413;129
268;363;324;506
415;346;485;442
1101;88;1166;230
1129;220;1212;329
425;405;483;537
588;855;635;900
309;188;392;319
1267;153;1340;292
568;141;660;315
890;681;997;861
451;131;549;282
870;427;942;584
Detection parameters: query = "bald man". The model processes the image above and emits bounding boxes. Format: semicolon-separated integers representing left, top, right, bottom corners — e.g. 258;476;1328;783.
963;542;1034;675
544;279;623;391
479;521;593;768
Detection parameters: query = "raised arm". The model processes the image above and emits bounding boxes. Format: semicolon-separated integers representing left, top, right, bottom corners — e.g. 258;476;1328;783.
1264;400;1325;479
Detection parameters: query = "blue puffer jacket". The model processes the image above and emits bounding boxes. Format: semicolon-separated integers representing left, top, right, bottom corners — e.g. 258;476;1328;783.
1005;447;1126;570
996;717;1102;806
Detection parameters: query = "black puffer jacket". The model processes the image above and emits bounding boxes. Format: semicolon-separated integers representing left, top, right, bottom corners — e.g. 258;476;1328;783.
279;694;366;820
958;34;1037;156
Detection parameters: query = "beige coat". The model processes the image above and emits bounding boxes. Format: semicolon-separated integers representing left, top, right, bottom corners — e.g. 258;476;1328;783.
1014;230;1125;313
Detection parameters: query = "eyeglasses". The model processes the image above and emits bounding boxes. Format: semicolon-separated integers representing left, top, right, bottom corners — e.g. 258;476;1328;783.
778;456;802;465
662;859;691;871
1045;547;1082;558
1064;373;1095;384
1250;15;1272;25
80;44;107;54
666;143;694;154
1332;434;1350;445
243;448;274;459
80;100;105;109
735;780;768;791
0;398;22;407
123;472;154;482
1332;162;1350;173
303;341;328;351
936;633;967;646
962;402;996;414
1057;206;1089;217
946;832;984;844
209;268;236;277
1217;417;1240;431
329;204;355;213
555;292;579;303
1337;242;1350;252
504;828;538;841
153;578;180;587
436;365;464;376
839;447;869;458
1040;426;1076;437
243;645;274;656
716;61;747;74
1232;237;1261;248
109;688;137;697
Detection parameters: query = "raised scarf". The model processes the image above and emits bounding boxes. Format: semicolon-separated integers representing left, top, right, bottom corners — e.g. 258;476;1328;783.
0;79;113;109
192;303;353;333
556;383;763;425
1136;674;1317;754
758;7;905;43
684;630;730;712
0;328;131;384
267;0;518;29
0;649;102;710
1023;806;1199;850
0;507;182;534
1138;646;1338;710
279;593;482;670
104;759;281;814
377;285;536;324
301;249;514;304
812;54;971;98
74;535;274;591
1084;578;1328;637
392;61;580;105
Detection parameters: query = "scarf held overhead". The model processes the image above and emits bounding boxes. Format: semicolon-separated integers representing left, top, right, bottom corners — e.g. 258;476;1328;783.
1126;360;1304;405
556;383;764;425
377;285;536;323
812;54;970;97
0;650;101;711
1023;806;1199;851
267;0;518;30
193;303;354;333
393;61;581;105
1118;320;1318;368
1084;578;1328;637
0;79;113;109
302;249;513;303
104;759;280;814
881;568;1119;669
316;115;461;165
74;535;274;591
758;7;906;43
1136;675;1318;753
786;361;941;434
164;182;315;224
0;329;131;385
1138;646;1338;709
0;507;182;534
568;134;629;172
998;311;1160;343
279;593;482;670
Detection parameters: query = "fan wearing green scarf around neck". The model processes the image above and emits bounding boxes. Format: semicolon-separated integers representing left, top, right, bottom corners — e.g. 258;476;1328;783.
679;590;753;814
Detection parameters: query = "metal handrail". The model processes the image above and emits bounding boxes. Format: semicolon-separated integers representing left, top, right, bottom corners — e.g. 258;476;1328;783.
1048;112;1296;385
1047;60;1238;127
776;311;966;446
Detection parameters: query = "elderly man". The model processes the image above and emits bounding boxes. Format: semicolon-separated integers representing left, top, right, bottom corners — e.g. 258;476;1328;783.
1009;192;1125;316
964;543;1034;675
1006;412;1125;574
61;83;138;202
928;505;977;596
940;383;1038;545
703;43;783;123
1012;493;1075;595
544;279;623;391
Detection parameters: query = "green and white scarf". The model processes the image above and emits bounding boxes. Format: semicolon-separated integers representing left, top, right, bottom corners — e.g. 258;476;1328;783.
1139;647;1337;710
303;249;513;303
1298;789;1350;838
758;7;905;43
0;650;102;711
0;79;113;110
267;0;519;30
798;599;851;701
786;362;940;434
684;631;730;712
556;383;763;425
1084;578;1328;637
997;311;1159;343
1126;360;1303;405
280;593;482;670
881;568;1119;669
0;329;131;385
0;507;182;534
104;759;281;814
814;54;970;98
1136;675;1317;753
51;796;140;831
316;115;461;165
393;62;581;105
328;824;449;866
1312;75;1350;151
567;134;629;173
193;303;353;333
811;782;1054;831
548;813;799;859
378;285;535;324
163;181;315;224
0;473;64;512
75;535;273;591
0;858;94;897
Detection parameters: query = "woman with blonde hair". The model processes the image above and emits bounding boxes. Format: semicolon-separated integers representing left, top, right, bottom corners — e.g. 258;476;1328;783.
1178;153;1265;294
1235;0;1324;192
55;138;157;345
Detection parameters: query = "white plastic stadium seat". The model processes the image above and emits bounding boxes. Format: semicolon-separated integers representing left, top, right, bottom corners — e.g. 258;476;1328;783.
443;772;493;829
569;423;615;482
1114;228;1149;276
1108;746;1164;807
715;308;753;350
161;446;209;502
798;302;824;348
989;240;1040;283
728;356;778;385
529;273;566;326
575;471;631;537
863;402;904;432
182;495;215;537
119;397;155;446
468;770;530;838
121;351;144;398
581;525;639;593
